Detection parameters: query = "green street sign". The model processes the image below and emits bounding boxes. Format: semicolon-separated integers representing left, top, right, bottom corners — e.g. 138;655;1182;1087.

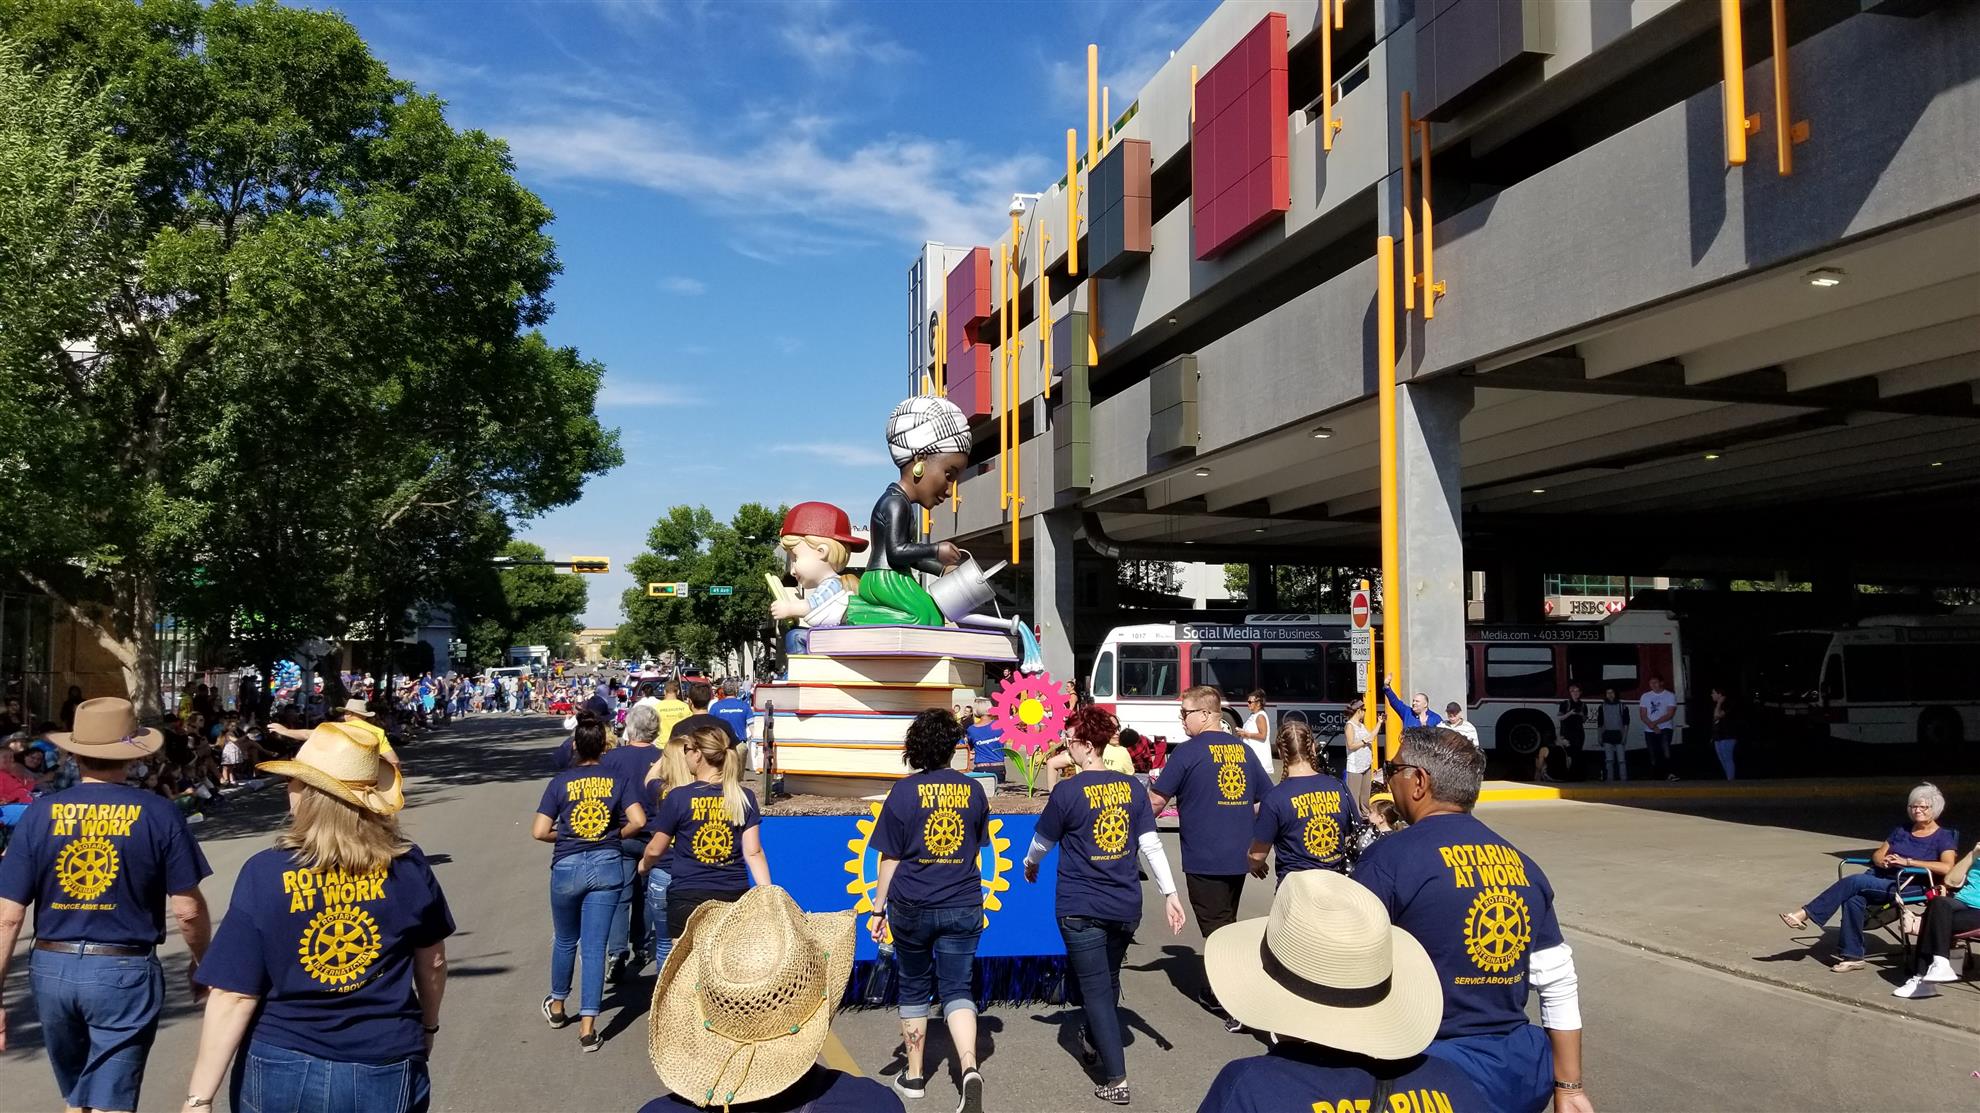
707;585;735;596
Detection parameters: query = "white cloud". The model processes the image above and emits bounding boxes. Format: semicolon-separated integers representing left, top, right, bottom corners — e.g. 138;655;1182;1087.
775;0;915;72
1042;1;1203;121
771;442;888;467
660;275;707;295
601;376;700;407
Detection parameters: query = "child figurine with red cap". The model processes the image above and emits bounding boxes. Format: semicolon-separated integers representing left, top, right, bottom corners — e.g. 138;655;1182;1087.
770;501;868;640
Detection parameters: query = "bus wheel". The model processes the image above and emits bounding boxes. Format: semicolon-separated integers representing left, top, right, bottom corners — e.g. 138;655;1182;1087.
1496;713;1552;760
1222;709;1245;734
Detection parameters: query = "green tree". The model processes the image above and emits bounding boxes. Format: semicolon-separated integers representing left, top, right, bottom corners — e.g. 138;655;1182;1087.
1117;559;1181;596
619;504;786;675
0;1;619;712
1224;564;1380;612
453;540;588;669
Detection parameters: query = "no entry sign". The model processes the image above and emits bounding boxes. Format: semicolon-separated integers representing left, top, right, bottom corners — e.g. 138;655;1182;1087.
1351;590;1371;629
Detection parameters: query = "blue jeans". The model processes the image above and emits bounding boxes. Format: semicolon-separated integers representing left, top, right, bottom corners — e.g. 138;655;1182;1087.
889;900;983;1020
549;848;625;1016
1058;915;1134;1083
1803;871;1898;960
1425;1024;1553;1113
30;948;163;1112
234;1040;430;1113
645;864;674;969
1645;728;1673;774
608;836;651;963
1714;738;1737;779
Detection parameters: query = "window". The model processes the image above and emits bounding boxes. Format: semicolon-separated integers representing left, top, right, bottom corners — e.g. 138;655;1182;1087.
1118;645;1180;699
1843;646;1905;702
1908;644;1980;700
1324;644;1361;702
1090;650;1116;699
1260;646;1325;702
1484;646;1557;699
1565;645;1640;695
1191;644;1256;699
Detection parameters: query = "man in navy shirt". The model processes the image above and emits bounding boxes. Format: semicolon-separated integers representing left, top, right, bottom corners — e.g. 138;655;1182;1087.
1354;728;1592;1113
1149;685;1268;1031
0;698;214;1113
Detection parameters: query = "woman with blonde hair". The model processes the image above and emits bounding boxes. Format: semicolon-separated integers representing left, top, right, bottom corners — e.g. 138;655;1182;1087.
1247;721;1357;886
188;722;453;1113
639;724;770;943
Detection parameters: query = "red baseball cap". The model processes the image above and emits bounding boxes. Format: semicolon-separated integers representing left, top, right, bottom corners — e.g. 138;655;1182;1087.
779;502;867;551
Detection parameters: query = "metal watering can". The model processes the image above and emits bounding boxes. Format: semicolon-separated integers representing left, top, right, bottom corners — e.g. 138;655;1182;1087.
927;550;1008;623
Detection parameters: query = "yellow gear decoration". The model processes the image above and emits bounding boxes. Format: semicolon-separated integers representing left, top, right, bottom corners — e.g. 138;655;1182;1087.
1302;815;1341;860
845;803;1013;940
569;798;611;840
1463;886;1532;974
923;809;966;857
298;906;383;987
1092;806;1130;855
1217;762;1247;801
55;837;119;901
692;819;735;864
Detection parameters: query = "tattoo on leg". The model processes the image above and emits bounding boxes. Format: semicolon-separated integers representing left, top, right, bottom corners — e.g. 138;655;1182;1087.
905;1028;925;1052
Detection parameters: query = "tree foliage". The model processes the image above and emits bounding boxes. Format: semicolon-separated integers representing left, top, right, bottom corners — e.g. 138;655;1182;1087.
1224;564;1381;612
616;504;787;674
1116;560;1182;596
454;540;589;669
0;0;620;710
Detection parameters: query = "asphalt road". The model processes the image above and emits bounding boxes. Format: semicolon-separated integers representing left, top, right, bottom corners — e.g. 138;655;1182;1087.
2;716;1974;1112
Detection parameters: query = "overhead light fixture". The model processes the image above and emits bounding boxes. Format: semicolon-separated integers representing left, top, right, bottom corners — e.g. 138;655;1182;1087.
1931;461;1944;467
1311;426;1334;439
1183;539;1196;545
1530;488;1546;494
1253;526;1267;532
1166;315;1179;325
1703;452;1722;461
1193;466;1212;477
1805;267;1845;288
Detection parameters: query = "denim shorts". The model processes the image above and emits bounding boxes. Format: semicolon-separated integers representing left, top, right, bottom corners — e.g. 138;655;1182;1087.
30;947;164;1112
888;900;983;1019
235;1041;431;1113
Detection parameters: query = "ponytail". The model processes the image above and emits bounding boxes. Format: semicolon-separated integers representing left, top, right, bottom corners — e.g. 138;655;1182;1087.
679;725;748;826
1273;720;1321;779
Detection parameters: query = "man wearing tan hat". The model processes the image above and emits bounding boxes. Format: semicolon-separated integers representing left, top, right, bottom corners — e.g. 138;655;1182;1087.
0;698;214;1113
638;885;902;1113
1196;870;1485;1111
273;698;399;769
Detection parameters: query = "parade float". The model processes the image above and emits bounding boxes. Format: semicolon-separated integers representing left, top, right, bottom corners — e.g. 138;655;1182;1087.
752;395;1075;1000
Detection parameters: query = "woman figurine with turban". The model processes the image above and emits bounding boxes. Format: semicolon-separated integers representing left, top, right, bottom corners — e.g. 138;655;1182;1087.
844;396;972;626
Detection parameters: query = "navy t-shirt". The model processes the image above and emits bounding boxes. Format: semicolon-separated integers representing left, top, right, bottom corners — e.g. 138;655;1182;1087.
636;1066;898;1113
654;780;760;892
1197;1045;1487;1113
966;723;1004;765
1152;731;1268;874
1878;825;1959;878
709;697;754;742
196;846;455;1064
1036;771;1157;924
0;781;211;946
1252;773;1356;881
1352;812;1564;1038
871;770;990;909
537;766;640;863
600;743;666;837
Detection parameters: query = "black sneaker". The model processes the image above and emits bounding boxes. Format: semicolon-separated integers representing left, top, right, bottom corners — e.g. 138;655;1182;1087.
579;1030;602;1053
1076;1026;1099;1067
957;1069;984;1113
1095;1079;1131;1105
893;1074;926;1100
541;996;568;1029
605;954;626;984
1223;1015;1244;1033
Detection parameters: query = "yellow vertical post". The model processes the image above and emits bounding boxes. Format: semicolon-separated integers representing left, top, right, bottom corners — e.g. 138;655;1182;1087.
1065;129;1080;278
1190;64;1197;123
1770;0;1805;176
1362;578;1377;735
1400;91;1415;311
1103;86;1111;147
1008;217;1024;566
1721;0;1749;167
1321;0;1337;152
997;242;1010;509
935;302;947;396
1087;44;1099;167
1418;119;1442;318
1336;0;1346;29
1377;235;1402;762
1040;232;1053;400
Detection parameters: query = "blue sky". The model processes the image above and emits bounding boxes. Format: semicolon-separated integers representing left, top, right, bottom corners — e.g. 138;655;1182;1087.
323;0;1215;625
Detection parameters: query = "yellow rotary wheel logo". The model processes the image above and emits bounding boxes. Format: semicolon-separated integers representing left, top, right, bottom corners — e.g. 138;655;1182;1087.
298;906;383;987
1462;886;1532;974
923;809;966;857
569;798;611;840
1217;762;1247;801
1092;806;1130;855
1302;815;1340;860
55;837;119;901
692;819;735;864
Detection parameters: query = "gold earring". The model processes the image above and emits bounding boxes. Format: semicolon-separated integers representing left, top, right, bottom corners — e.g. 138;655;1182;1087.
911;460;924;479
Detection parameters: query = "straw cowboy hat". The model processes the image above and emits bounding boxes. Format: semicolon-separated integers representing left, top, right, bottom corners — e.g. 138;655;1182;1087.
341;698;376;719
1205;870;1443;1060
48;698;163;759
257;721;405;816
650;885;855;1109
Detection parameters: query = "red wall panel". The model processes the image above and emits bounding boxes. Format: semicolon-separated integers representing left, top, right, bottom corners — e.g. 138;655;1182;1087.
1191;12;1289;259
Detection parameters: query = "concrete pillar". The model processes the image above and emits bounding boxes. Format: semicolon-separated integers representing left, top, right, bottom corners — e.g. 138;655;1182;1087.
1396;380;1473;709
1249;562;1278;611
1033;510;1078;679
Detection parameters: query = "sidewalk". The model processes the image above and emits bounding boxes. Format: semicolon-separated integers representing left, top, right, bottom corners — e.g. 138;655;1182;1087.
1480;773;1980;804
1480;790;1980;1035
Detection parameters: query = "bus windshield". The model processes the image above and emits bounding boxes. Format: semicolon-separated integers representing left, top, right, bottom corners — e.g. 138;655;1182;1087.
1756;632;1830;703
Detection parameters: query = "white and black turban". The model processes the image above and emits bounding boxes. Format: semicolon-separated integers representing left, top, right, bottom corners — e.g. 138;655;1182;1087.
885;395;971;467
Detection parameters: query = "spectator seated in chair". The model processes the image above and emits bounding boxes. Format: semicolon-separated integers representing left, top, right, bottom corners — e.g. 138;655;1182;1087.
1892;835;1980;998
1780;782;1958;972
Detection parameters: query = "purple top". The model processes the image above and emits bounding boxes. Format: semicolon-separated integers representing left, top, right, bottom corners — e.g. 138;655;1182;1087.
1880;825;1959;878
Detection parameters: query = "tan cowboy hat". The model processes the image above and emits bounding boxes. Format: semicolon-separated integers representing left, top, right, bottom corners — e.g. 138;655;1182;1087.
342;698;376;719
258;721;405;816
48;698;163;759
1205;870;1443;1060
649;886;855;1109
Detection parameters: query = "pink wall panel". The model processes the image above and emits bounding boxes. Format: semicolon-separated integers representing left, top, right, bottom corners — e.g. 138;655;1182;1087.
1191;11;1289;260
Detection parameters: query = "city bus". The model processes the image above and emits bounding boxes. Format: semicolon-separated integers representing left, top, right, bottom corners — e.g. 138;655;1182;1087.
1755;614;1980;749
1086;610;1685;763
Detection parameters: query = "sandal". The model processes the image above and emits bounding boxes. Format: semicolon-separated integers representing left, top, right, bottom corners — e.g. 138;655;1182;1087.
1830;959;1866;972
1779;910;1809;930
1095;1080;1131;1106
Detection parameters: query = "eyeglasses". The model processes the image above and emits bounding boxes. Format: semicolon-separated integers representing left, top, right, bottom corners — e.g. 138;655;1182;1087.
1382;761;1423;782
1180;707;1211;720
1908;803;1934;812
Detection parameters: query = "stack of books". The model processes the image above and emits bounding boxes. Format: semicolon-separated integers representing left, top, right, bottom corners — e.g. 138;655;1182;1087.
756;624;1018;796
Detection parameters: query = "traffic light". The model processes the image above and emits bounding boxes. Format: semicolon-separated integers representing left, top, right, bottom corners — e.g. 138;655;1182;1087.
570;556;610;574
647;582;686;597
